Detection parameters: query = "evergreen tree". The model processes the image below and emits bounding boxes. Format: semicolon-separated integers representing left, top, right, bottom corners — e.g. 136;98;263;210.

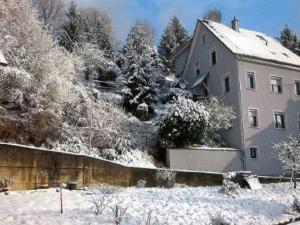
121;21;164;120
158;16;189;64
280;25;299;56
59;1;81;52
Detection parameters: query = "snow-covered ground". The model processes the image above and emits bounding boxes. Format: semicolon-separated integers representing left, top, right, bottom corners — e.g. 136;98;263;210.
1;183;300;225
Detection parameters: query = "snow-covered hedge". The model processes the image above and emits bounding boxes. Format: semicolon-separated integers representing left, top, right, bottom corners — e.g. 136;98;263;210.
159;97;209;147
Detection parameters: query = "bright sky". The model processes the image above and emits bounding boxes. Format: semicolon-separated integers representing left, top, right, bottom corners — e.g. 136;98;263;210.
75;0;300;44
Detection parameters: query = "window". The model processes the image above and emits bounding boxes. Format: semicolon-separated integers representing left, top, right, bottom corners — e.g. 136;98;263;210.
224;76;230;93
270;76;283;93
250;147;258;159
248;109;258;127
246;71;256;89
274;112;286;129
295;81;300;96
211;50;217;65
194;62;200;77
298;114;300;131
202;34;206;45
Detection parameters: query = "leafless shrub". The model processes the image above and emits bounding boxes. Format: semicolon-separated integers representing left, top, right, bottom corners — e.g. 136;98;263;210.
90;193;109;216
111;204;128;225
0;177;14;190
221;172;240;196
154;169;176;188
137;180;146;188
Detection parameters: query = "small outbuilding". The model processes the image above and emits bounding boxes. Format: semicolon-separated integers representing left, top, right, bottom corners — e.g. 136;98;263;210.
0;50;8;66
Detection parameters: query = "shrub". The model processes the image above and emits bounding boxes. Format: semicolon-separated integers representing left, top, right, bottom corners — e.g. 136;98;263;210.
159;97;209;147
154;169;176;188
221;172;240;196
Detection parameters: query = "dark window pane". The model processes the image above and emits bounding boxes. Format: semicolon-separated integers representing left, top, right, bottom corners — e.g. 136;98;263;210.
225;77;230;92
250;148;257;158
295;82;300;95
212;51;216;65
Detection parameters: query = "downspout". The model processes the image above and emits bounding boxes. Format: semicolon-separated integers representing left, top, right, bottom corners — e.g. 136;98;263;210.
236;55;247;171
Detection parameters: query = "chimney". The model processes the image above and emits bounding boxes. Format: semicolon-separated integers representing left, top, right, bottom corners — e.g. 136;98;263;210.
231;17;239;32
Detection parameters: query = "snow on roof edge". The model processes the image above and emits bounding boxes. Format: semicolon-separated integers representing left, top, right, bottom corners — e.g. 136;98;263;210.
199;19;300;68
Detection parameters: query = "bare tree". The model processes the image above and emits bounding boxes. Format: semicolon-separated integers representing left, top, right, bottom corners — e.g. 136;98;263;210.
80;7;113;51
273;135;300;189
31;0;65;30
203;9;222;23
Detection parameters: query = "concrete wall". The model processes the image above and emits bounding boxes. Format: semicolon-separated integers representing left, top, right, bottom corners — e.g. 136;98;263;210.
183;22;243;150
0;143;228;190
238;59;300;175
167;147;243;173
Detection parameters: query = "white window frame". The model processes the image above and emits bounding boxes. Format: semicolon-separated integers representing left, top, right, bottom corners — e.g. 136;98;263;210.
270;75;283;94
294;80;300;96
248;107;260;128
249;146;259;159
223;73;230;94
245;70;256;90
273;111;287;130
210;47;217;66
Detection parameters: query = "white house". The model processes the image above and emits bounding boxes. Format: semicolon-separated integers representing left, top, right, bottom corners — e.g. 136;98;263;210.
172;18;300;175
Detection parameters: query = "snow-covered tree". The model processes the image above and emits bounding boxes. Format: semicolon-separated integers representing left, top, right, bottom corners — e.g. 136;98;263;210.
280;25;299;56
159;97;209;147
158;16;189;65
59;1;82;52
31;0;64;31
76;43;120;81
80;8;113;52
202;97;236;145
203;9;222;23
0;0;77;107
121;21;165;120
273;135;300;188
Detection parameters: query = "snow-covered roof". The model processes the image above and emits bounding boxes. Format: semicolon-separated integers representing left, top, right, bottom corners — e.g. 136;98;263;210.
0;50;7;65
201;20;300;67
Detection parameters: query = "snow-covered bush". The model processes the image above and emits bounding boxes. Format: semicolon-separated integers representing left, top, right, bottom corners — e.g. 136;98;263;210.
0;177;14;191
273;135;300;188
221;172;240;196
136;180;147;188
136;103;149;121
0;67;32;106
159;97;209;147
210;213;232;225
154;169;177;188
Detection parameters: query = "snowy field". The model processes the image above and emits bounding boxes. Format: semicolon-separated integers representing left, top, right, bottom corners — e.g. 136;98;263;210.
0;183;300;225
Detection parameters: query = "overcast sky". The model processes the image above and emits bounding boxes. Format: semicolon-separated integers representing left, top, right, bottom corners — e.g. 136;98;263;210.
75;0;300;44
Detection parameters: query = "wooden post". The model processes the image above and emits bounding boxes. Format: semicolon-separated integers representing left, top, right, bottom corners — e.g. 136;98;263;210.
60;186;63;214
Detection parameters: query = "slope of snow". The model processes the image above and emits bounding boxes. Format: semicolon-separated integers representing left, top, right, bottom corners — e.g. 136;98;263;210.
202;20;300;67
0;183;299;225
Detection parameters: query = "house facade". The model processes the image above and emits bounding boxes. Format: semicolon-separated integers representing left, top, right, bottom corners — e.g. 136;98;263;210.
172;18;300;175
